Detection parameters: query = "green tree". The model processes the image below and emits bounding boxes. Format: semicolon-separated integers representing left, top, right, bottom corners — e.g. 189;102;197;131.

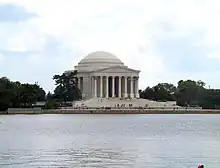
0;77;46;110
0;77;17;110
10;81;22;108
199;89;220;109
153;83;176;101
46;92;54;101
36;86;46;101
140;87;155;100
53;70;81;102
140;83;176;101
45;100;58;109
19;83;45;107
175;80;205;107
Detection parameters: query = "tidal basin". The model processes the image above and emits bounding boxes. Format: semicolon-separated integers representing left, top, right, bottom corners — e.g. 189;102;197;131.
0;114;220;168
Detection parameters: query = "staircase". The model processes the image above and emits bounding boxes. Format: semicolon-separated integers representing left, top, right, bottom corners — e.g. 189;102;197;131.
73;98;178;108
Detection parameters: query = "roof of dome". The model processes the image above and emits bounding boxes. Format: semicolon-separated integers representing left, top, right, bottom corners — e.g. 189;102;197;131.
78;51;124;65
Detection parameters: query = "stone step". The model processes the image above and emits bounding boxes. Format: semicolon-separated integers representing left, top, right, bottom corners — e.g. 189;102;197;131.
73;98;179;108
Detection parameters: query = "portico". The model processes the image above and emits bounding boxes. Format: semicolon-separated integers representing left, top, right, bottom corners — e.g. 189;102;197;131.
69;51;140;100
90;76;139;98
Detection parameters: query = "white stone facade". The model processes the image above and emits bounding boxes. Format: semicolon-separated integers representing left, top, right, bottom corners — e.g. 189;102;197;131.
67;51;140;100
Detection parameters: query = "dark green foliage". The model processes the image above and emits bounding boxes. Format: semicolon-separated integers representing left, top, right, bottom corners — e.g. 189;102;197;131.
45;100;59;109
198;89;220;109
140;83;176;101
52;70;82;101
46;92;53;101
140;80;220;109
0;77;46;111
1;73;220;110
0;70;82;110
175;80;204;106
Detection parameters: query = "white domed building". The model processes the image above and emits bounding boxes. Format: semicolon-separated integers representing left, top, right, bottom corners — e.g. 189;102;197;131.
72;51;140;100
65;51;180;108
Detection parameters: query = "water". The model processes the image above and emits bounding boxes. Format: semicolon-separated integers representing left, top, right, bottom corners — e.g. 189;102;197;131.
0;114;220;168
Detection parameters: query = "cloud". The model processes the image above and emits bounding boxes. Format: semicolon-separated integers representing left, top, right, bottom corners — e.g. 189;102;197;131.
0;3;37;22
151;21;219;73
0;52;6;64
0;36;82;91
0;0;220;92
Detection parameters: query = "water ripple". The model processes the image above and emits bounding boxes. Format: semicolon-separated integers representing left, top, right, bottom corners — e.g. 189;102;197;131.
0;114;220;168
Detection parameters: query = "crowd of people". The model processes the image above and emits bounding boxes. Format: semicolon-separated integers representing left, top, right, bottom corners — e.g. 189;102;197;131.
72;103;146;109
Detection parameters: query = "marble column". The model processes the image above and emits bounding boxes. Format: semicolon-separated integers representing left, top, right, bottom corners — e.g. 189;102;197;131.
130;76;134;98
78;77;81;90
124;76;128;98
94;76;97;98
135;77;140;98
81;77;83;93
100;76;103;98
112;76;115;98
118;76;121;98
106;76;109;98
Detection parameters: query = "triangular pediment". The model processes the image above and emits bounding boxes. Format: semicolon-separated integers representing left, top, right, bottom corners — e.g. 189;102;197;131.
91;66;140;73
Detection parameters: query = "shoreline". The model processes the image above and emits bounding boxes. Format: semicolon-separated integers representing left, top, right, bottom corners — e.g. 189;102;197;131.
2;108;220;115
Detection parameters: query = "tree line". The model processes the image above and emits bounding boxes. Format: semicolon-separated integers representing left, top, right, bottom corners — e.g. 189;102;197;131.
0;71;81;111
0;77;46;111
140;80;220;109
1;71;220;110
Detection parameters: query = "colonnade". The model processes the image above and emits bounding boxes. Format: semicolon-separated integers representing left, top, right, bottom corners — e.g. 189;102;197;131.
77;76;140;99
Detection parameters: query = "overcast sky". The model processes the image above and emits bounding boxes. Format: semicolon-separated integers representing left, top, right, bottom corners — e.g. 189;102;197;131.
0;0;220;92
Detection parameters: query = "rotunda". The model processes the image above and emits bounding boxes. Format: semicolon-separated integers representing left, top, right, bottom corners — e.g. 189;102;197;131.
70;51;140;99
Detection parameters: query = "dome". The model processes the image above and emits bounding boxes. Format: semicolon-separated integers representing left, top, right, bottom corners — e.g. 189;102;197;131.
75;51;125;72
79;51;124;65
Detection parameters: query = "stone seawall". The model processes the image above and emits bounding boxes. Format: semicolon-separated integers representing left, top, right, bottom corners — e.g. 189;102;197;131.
4;108;220;114
0;111;7;115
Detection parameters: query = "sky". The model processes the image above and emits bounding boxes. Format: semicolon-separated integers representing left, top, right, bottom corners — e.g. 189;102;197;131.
0;0;220;92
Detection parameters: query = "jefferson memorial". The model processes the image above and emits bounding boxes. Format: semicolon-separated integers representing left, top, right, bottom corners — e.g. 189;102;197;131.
67;51;178;108
73;51;140;100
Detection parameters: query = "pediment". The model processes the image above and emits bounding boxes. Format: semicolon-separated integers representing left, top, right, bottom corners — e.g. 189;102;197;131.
92;66;140;73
